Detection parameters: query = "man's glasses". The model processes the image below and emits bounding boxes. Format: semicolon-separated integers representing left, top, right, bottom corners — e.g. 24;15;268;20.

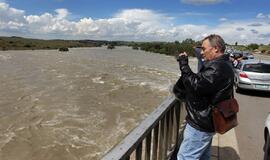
196;46;215;51
195;46;206;51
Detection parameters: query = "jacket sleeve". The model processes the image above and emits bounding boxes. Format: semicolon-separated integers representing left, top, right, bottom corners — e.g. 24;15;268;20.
173;76;186;100
181;64;224;96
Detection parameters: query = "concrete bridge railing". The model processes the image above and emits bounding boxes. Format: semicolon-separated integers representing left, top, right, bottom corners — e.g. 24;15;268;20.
102;96;186;160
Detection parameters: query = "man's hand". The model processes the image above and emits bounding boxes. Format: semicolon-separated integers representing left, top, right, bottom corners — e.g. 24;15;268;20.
177;52;188;71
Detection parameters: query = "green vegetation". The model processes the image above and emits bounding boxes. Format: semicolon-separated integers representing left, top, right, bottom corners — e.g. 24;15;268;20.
107;44;115;49
230;43;270;55
231;45;247;51
132;45;139;50
127;39;201;57
129;40;270;57
1;36;269;56
247;43;259;50
259;45;270;54
0;36;106;51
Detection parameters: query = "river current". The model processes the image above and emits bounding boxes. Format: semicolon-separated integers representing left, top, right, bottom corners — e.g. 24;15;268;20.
0;46;197;160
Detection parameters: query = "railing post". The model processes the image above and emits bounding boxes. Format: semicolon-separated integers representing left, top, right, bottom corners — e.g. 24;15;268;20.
145;132;151;160
169;108;174;149
153;124;159;160
158;117;165;160
136;142;142;160
125;156;130;160
164;113;169;158
175;101;180;147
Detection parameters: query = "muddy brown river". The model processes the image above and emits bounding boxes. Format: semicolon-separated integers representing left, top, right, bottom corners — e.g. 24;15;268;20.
0;47;197;160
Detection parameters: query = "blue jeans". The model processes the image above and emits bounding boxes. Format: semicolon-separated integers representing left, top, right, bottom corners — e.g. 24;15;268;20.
177;124;215;160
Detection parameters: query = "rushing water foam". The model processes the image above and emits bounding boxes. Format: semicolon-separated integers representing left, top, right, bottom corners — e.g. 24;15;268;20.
0;47;197;160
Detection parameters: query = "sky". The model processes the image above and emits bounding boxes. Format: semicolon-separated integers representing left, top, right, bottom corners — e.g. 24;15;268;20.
0;0;270;44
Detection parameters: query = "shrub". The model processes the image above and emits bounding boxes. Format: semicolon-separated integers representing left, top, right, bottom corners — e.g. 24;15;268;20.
24;44;32;48
107;45;115;49
247;43;259;50
132;45;139;50
59;47;69;52
2;47;8;51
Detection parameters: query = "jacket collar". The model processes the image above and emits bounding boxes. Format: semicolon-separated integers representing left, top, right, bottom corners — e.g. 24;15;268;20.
205;54;229;63
200;54;229;71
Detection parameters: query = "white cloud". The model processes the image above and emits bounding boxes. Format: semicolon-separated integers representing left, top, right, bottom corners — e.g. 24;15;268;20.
0;2;25;24
256;13;270;19
180;12;209;16
219;18;228;22
181;0;228;5
250;29;259;34
25;12;74;34
211;20;270;44
0;2;269;44
248;23;263;27
256;13;265;18
75;18;99;34
0;2;8;9
55;8;69;19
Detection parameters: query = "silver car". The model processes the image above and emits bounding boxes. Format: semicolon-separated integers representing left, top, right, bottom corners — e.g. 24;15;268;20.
242;52;255;60
234;59;270;92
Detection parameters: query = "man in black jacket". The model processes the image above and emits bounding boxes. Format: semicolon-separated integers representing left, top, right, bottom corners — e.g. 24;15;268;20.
176;34;234;160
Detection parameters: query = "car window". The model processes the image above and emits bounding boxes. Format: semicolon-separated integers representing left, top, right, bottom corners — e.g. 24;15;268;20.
236;62;242;69
243;63;270;73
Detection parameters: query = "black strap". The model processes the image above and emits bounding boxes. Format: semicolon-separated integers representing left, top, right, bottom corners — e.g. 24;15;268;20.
232;85;234;98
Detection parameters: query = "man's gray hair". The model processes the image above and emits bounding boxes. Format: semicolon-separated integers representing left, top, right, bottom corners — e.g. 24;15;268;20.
203;34;226;53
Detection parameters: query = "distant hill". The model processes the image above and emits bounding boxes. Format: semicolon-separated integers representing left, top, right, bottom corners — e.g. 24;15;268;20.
0;36;108;50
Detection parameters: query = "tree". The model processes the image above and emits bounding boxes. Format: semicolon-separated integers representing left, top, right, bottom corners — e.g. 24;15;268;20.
235;42;238;46
174;40;180;44
182;38;195;45
247;43;259;50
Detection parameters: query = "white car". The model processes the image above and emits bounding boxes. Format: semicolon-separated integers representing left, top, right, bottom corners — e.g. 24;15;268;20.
234;59;270;92
264;113;270;160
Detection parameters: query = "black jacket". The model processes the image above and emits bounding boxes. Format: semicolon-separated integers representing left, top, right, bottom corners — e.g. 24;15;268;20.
176;54;234;132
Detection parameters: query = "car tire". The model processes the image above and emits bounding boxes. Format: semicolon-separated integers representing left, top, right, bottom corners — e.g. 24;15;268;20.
235;84;241;93
264;134;270;160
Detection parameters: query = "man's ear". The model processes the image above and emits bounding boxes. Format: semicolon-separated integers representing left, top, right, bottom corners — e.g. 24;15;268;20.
214;47;219;53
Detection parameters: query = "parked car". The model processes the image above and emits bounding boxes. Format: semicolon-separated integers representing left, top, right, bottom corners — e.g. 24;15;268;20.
234;59;270;92
242;52;254;60
264;113;270;160
230;51;255;60
230;52;243;59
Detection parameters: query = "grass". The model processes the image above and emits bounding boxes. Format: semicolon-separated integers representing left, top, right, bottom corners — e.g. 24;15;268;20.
0;36;106;51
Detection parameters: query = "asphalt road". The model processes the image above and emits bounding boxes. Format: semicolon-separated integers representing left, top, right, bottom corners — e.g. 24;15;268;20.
235;90;270;160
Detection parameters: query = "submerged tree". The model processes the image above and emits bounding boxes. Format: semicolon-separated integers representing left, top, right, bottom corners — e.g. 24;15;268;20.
107;44;115;49
59;47;69;52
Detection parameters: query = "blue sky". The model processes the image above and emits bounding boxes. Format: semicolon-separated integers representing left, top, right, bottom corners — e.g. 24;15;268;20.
0;0;270;44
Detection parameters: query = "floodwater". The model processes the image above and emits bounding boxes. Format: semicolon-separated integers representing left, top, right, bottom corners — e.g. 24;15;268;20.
0;46;197;160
